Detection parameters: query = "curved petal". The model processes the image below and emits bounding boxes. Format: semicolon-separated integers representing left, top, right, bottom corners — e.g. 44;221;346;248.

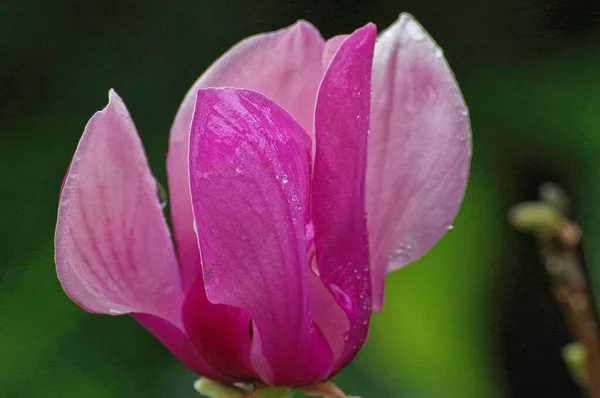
133;313;234;383
182;279;255;381
189;88;332;386
55;90;183;324
167;21;326;290
311;25;376;370
367;14;471;311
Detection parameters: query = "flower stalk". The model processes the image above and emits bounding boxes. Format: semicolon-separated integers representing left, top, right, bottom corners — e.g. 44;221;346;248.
509;183;600;397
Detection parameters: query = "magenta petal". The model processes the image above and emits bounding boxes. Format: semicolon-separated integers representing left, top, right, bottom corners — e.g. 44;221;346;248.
367;14;471;311
312;25;376;369
182;280;255;380
55;90;183;324
133;313;234;383
167;21;325;291
189;88;332;385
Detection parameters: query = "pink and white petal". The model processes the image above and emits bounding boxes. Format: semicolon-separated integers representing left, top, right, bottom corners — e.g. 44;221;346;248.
167;21;325;290
133;313;234;383
367;14;471;311
189;88;332;386
55;90;183;325
311;25;376;369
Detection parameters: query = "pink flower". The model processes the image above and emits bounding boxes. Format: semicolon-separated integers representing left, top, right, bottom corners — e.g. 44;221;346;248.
55;14;470;388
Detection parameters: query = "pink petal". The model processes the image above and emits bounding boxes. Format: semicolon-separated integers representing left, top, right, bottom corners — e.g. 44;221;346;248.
182;279;255;380
321;35;348;71
55;90;183;325
367;14;471;311
311;25;376;369
188;88;332;386
133;313;234;383
167;21;325;291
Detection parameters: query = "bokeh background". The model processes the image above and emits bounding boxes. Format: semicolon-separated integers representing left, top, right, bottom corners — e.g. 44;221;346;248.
2;1;600;397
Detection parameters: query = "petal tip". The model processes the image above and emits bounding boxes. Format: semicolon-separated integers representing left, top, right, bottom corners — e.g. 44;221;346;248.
106;88;123;107
289;19;323;40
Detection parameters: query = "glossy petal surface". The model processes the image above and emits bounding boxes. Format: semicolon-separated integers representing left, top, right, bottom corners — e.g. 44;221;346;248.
312;25;376;369
168;21;325;290
189;88;332;385
55;90;183;324
367;14;471;311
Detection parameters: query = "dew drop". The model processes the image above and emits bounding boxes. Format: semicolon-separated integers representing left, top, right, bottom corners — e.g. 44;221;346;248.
155;180;168;210
447;224;455;230
330;284;353;312
280;174;288;184
235;165;243;173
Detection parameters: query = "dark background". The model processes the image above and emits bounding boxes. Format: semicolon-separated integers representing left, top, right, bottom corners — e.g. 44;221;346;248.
2;1;600;397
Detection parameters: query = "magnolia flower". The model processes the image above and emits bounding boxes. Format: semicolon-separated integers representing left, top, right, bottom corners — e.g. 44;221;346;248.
55;13;470;393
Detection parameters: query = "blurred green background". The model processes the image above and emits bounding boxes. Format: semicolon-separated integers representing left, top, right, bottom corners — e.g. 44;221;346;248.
2;1;600;397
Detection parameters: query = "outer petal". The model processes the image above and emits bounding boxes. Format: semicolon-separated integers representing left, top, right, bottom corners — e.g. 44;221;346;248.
55;90;182;323
367;14;471;311
189;88;332;386
168;21;325;290
311;25;376;370
54;91;228;381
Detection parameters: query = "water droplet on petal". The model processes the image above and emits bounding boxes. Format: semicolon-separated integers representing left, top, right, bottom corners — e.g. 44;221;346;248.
280;174;288;184
156;180;168;210
447;224;455;230
330;284;353;312
235;165;243;173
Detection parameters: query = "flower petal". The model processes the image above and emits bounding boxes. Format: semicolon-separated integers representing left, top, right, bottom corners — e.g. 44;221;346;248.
189;88;332;385
321;35;348;71
133;313;234;383
367;14;471;311
182;279;255;381
55;90;183;324
311;24;376;369
167;21;325;290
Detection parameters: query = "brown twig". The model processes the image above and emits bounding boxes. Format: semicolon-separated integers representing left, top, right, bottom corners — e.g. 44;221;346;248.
539;222;600;397
509;183;600;397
